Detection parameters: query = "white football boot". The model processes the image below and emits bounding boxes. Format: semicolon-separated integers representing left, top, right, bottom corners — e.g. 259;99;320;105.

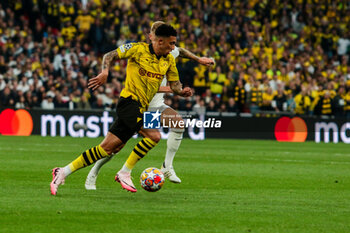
85;156;112;190
161;163;181;183
85;173;97;190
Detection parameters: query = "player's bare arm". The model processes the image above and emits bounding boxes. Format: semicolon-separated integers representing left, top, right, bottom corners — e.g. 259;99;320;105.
178;47;215;66
158;86;173;93
88;50;120;90
169;80;193;97
101;49;120;70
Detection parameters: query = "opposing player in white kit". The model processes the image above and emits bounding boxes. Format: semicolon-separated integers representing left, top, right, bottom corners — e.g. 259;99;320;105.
84;21;214;190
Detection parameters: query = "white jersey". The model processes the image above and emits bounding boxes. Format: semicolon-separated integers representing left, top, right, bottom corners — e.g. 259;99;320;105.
148;46;180;108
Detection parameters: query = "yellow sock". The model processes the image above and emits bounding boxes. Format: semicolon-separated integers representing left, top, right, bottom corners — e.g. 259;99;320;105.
125;138;157;170
68;145;108;172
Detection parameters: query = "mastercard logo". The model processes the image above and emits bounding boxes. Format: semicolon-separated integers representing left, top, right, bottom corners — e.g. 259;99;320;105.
0;109;33;136
274;117;307;142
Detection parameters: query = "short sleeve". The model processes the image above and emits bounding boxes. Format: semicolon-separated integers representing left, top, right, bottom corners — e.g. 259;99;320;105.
116;43;139;59
170;46;180;59
166;56;179;82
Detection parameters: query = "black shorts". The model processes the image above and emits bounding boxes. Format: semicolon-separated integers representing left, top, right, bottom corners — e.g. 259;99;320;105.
109;97;143;143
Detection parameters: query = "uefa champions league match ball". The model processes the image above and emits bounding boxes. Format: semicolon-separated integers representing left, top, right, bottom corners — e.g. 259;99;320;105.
140;167;165;192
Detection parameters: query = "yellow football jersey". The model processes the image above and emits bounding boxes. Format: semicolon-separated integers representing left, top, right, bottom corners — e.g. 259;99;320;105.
116;42;179;112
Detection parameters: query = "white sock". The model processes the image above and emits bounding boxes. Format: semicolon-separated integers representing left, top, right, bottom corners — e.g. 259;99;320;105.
164;129;183;168
120;164;131;173
63;165;72;176
88;155;113;176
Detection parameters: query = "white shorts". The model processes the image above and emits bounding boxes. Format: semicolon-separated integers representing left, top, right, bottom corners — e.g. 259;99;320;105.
147;103;170;113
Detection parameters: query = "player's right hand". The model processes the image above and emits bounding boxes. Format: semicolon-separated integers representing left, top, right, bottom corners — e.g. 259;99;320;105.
198;57;215;66
88;70;108;90
180;87;193;97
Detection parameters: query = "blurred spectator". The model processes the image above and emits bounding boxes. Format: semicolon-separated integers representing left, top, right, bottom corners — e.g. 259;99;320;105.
272;87;287;112
17;76;30;93
344;89;350;118
247;80;262;114
15;96;26;109
193;65;208;96
89;18;105;53
0;76;6;91
226;97;238;113
294;87;311;115
92;97;105;110
183;101;193;112
332;86;346;117
193;97;206;115
179;96;193;111
261;87;274;111
233;79;246;113
54;49;72;72
31;95;41;108
286;92;296;113
219;103;227;113
314;91;333;116
74;9;94;37
0;86;15;107
41;96;54;110
337;32;350;56
54;93;69;109
206;100;218;112
76;95;91;110
209;66;226;97
0;0;349;119
61;21;77;41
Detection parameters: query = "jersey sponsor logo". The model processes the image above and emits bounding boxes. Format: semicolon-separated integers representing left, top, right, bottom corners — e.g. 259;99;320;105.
0;109;33;136
138;68;162;79
274;117;307;142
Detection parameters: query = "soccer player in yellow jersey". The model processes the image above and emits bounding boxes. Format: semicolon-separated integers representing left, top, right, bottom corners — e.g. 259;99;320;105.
50;24;193;195
84;21;214;190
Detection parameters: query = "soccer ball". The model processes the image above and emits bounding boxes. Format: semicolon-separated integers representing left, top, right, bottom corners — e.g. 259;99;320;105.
140;167;165;192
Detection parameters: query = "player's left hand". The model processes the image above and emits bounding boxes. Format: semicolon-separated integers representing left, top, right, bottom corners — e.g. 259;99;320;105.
198;57;215;66
88;70;108;90
180;87;193;97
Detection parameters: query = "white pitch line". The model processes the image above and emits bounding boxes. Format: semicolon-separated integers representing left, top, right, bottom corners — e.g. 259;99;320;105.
248;157;350;165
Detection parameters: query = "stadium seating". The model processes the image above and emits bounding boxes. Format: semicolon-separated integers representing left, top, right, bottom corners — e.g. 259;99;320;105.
0;0;349;117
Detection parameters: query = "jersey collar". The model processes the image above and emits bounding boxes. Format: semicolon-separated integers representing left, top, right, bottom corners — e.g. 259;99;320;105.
149;43;167;59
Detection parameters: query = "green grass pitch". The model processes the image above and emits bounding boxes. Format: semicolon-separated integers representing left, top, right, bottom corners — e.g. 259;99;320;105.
1;136;350;233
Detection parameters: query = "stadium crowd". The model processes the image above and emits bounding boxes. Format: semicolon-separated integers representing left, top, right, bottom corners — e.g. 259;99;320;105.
0;0;350;117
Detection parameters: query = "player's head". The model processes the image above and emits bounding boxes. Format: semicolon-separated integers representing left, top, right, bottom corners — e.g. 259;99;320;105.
152;24;177;56
149;21;165;41
155;24;177;37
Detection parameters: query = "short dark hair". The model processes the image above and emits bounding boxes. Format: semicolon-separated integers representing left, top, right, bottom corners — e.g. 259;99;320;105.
155;24;177;37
